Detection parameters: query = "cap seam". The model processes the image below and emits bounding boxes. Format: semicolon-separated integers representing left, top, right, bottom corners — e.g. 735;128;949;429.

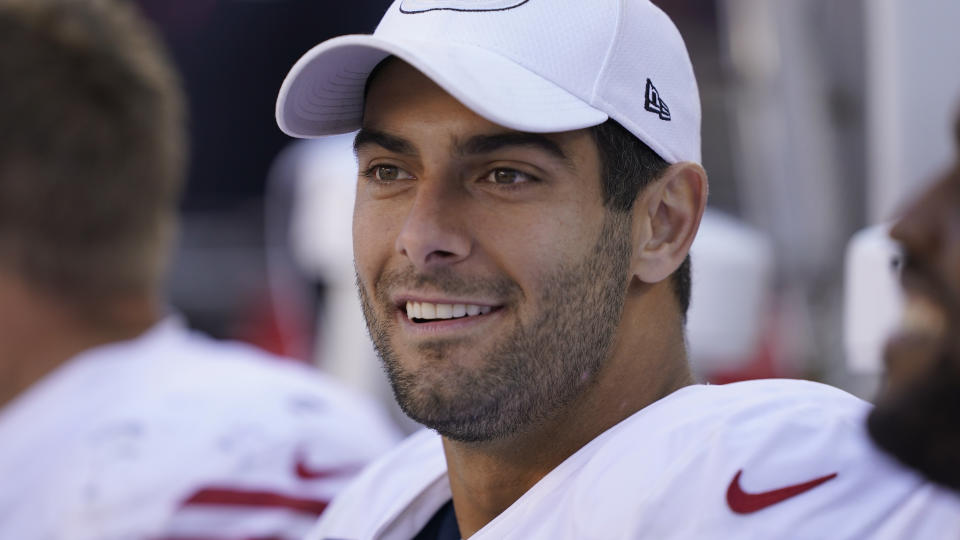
589;0;625;105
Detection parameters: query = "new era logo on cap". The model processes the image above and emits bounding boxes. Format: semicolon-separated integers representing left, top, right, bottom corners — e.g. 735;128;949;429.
400;0;529;13
644;79;671;122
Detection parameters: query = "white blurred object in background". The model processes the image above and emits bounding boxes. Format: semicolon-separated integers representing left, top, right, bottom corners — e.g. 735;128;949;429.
289;135;357;288
843;224;904;374
866;0;960;222
287;134;375;392
687;210;775;378
282;134;418;433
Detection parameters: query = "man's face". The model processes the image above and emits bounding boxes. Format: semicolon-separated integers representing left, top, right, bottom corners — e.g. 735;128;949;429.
353;60;633;442
869;119;960;489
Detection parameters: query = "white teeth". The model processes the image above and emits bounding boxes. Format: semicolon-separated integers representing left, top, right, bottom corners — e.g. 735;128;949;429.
405;301;493;321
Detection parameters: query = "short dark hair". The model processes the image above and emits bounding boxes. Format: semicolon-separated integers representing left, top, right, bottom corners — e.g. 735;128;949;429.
0;0;185;305
590;119;692;319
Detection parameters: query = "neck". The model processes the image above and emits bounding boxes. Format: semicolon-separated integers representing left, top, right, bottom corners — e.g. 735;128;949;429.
0;271;161;409
443;281;692;537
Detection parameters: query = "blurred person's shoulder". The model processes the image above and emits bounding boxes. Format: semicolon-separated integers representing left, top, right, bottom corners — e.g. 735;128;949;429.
58;316;401;447
77;315;403;476
311;379;960;540
0;316;402;540
112;317;391;417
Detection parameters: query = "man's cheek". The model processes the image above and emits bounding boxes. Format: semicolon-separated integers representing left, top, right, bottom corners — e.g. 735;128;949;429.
883;335;943;400
352;241;381;284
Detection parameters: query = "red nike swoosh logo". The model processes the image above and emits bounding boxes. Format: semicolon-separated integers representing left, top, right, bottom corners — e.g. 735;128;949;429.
294;454;362;481
727;469;838;514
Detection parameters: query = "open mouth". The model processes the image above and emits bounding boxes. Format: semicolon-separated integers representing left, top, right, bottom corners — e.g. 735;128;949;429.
404;301;496;323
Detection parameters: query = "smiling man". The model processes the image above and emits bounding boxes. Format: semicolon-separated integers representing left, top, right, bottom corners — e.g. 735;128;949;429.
351;61;697;450
277;1;960;538
869;113;960;491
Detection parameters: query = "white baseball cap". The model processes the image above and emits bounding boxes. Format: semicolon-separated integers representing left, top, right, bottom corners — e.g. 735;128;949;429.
276;0;701;164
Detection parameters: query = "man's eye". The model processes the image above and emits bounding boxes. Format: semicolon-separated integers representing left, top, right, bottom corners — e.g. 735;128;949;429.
484;168;535;185
365;165;411;182
376;165;400;181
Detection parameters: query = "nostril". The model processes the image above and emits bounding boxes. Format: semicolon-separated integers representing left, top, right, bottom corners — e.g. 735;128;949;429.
424;250;458;264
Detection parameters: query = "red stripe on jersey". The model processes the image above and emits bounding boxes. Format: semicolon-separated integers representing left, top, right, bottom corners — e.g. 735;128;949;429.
180;487;329;515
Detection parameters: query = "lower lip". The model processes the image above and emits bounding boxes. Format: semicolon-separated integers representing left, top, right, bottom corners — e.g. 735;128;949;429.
397;308;503;337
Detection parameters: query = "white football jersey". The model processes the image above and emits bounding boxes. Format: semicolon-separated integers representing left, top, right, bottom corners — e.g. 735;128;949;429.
310;379;960;540
0;317;402;540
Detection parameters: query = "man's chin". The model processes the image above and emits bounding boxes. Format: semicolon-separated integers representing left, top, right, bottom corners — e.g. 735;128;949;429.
868;351;960;491
394;382;516;443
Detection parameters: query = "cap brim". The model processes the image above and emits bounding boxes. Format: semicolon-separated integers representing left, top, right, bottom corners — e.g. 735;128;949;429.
276;34;608;138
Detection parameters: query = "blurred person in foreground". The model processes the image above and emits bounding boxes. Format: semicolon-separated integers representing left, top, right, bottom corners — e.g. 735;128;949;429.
869;112;960;491
0;1;400;538
276;1;960;539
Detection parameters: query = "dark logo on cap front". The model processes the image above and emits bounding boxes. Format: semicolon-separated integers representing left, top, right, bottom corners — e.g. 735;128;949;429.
400;0;530;14
644;79;671;122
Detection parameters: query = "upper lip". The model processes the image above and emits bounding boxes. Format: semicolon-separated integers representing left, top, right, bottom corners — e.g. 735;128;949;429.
392;294;500;309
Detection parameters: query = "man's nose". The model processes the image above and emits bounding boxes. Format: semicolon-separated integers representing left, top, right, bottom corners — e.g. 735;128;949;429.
395;180;472;270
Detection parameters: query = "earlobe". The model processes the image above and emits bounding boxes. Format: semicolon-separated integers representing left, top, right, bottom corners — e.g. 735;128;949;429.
631;162;708;283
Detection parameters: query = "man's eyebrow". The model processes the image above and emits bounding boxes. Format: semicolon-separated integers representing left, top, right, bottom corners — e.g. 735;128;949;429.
353;129;574;168
458;132;571;164
354;128;418;157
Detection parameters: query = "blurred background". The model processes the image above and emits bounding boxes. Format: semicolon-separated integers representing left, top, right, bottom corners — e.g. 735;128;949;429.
138;0;960;427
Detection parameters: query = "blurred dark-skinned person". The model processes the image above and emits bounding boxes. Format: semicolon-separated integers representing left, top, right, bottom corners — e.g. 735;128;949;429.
869;112;960;491
0;1;399;538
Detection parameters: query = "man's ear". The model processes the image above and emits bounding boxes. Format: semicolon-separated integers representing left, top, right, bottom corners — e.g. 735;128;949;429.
631;162;708;283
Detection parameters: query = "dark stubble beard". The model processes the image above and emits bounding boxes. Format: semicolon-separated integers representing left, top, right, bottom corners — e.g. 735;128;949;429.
868;256;960;491
357;211;632;443
868;349;960;491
